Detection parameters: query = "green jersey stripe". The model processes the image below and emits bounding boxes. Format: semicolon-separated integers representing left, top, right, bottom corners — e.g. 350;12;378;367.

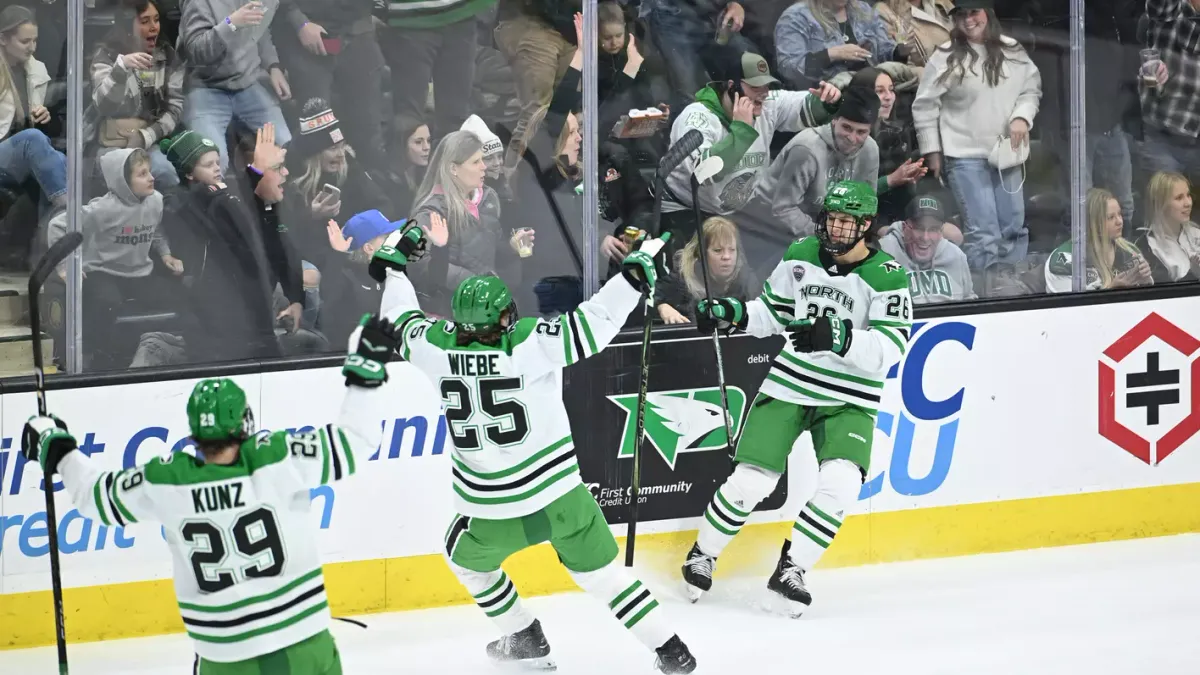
609;580;642;610
188;600;328;644
765;373;840;402
92;477;112;527
576;310;599;357
807;502;843;529
760;298;788;328
109;474;138;524
777;350;884;388
453;464;579;506
452;435;571;480
318;432;331;485
870;319;910;329
763;281;794;305
561;317;575;364
874;325;907;353
338;429;356;476
624;599;659;629
179;569;323;613
716;489;750;518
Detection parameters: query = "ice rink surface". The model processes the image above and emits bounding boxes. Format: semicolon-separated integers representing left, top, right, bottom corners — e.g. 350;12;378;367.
5;534;1200;674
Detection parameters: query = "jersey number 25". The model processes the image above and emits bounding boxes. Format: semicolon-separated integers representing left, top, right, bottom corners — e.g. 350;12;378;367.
439;376;531;452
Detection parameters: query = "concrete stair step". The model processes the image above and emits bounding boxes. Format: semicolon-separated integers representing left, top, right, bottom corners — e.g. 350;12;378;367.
0;324;54;376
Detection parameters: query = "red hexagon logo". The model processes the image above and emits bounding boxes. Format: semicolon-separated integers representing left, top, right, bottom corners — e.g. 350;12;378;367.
1099;313;1200;466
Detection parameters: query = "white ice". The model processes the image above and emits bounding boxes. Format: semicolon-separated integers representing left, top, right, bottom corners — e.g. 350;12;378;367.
5;534;1200;674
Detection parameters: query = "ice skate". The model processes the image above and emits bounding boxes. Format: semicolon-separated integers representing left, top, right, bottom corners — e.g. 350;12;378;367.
654;634;697;674
681;543;715;602
766;540;812;618
486;619;556;671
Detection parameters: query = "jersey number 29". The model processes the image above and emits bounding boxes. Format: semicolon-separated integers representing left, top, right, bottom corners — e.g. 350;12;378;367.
439;376;531;451
181;507;285;593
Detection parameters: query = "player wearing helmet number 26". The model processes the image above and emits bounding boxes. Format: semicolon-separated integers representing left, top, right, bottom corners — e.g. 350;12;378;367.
369;214;697;673
22;314;403;673
686;180;912;618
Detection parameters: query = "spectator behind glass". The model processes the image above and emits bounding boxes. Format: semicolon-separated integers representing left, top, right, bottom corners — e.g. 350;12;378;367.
1135;172;1200;284
878;194;975;303
379;0;495;140
408;130;519;313
387;116;432;217
87;0;184;189
656;215;759;324
158;129;288;363
177;0;292;171
47;149;181;370
752;78;881;250
462;114;506;186
775;0;903;90
911;0;1041;298
640;0;756;110
494;0;581;172
319;209;406;347
1045;188;1152;293
1138;0;1200;179
275;0;387;173
0;5;65;209
874;0;954;67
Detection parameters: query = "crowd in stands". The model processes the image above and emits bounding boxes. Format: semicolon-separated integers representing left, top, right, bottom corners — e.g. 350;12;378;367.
1;0;1198;373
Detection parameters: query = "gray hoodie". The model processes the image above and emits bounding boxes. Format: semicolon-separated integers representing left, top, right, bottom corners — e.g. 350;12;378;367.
178;0;281;92
753;124;879;238
48;149;169;278
878;226;974;304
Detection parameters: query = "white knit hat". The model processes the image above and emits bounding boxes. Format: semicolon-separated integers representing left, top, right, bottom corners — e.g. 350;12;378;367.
461;115;503;160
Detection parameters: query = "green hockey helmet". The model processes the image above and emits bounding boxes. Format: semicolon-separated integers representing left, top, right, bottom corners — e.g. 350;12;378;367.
452;275;516;332
819;180;878;255
187;378;255;442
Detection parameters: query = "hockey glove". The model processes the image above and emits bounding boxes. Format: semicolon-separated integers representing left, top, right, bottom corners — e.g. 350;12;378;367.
343;314;401;388
621;232;672;295
696;297;747;335
787;317;853;356
22;414;77;476
368;225;427;283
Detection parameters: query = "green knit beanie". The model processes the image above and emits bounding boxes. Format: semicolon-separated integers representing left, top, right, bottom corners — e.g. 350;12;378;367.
159;130;218;177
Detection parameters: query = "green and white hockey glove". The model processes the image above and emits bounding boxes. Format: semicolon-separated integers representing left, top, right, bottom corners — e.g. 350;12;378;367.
696;297;747;335
343;314;401;388
21;414;77;475
788;317;853;356
368;225;427;283
621;232;672;294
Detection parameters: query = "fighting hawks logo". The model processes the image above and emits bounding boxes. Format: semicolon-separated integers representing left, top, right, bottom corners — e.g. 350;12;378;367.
608;387;748;470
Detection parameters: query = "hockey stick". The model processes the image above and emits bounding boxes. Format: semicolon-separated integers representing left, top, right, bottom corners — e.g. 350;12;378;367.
30;230;83;675
689;157;735;452
625;130;705;568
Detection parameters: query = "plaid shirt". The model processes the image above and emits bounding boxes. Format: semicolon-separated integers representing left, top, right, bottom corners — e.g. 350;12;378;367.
1143;0;1200;138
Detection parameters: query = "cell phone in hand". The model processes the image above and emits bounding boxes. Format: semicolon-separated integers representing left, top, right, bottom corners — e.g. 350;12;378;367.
317;183;341;202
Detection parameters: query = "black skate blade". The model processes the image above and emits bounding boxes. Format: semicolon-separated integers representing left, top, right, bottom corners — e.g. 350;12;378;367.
492;656;557;672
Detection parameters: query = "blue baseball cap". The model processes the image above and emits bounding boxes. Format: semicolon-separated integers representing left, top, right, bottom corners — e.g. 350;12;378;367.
342;210;406;251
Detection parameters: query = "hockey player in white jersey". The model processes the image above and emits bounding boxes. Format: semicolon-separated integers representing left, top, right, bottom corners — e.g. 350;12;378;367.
21;315;403;674
681;180;912;617
370;216;697;673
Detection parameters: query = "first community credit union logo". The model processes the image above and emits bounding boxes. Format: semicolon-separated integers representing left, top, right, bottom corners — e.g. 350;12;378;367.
1099;312;1200;466
608;387;748;469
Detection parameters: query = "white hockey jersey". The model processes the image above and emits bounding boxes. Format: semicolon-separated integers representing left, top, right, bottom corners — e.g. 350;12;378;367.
745;237;912;414
380;270;643;520
55;386;386;663
664;86;833;216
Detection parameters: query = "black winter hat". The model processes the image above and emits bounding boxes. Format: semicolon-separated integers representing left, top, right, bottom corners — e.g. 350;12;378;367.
834;83;881;126
951;0;994;11
294;98;345;160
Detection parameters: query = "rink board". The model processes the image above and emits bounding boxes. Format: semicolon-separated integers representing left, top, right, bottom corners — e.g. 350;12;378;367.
4;296;1200;648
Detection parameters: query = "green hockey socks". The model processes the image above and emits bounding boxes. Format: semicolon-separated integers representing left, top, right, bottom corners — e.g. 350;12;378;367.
571;562;673;651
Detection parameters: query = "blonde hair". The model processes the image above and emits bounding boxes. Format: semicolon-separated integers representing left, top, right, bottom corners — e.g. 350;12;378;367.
1146;171;1191;238
294;151;350;205
674;216;744;299
1086;188;1140;288
811;0;874;40
413;130;484;236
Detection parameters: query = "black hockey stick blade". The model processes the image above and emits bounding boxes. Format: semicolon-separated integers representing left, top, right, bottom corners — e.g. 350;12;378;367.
31;232;83;296
658;129;704;176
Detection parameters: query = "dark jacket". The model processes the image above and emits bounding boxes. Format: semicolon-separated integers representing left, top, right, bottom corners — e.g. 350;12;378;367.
161;182;282;362
282;0;375;35
655;260;760;321
501;0;581;44
243;167;307;306
1132;227;1200;285
409;189;511;313
285;155;393;273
